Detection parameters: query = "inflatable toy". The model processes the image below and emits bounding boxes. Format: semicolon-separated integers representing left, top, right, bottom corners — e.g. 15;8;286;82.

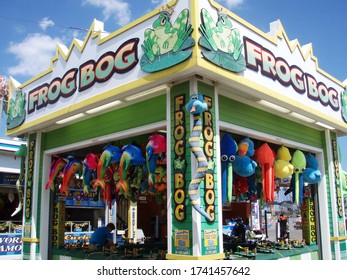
146;134;166;191
116;144;145;196
274;145;294;179
255;143;276;203
82;153;98;195
220;133;238;204
93;144;122;190
45;155;67;190
60;155;83;195
233;137;257;177
290;150;306;204
186;93;213;221
303;153;322;184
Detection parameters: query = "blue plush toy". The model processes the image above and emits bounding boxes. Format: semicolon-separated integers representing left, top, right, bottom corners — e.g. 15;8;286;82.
303;153;322;184
233;137;257;177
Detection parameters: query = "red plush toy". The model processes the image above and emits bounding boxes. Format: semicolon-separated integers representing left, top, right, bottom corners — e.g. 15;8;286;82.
254;143;276;203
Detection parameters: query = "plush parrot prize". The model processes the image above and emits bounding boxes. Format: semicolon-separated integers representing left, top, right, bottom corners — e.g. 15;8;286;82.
220;133;238;204
145;134;166;192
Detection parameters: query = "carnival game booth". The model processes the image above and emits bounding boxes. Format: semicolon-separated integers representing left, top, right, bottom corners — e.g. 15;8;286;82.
6;0;347;260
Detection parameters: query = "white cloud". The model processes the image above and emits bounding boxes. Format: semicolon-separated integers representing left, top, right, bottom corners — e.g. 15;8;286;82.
219;0;245;9
39;17;55;31
82;0;131;27
7;33;62;77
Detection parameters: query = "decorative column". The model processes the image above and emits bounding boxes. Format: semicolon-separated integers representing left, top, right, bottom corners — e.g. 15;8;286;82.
167;81;223;260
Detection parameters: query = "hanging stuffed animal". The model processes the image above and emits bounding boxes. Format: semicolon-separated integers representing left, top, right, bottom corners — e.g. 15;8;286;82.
116;144;145;198
254;143;276;203
60;156;83;195
220;133;238;204
274;145;294;179
145;134;166;192
232;137;257;199
233;137;257;177
93;144;122;191
303;153;322;184
82;153;98;195
289;150;306;204
45;155;67;191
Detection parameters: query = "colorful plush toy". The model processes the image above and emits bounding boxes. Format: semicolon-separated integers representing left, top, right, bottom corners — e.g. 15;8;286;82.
290;150;306;204
303;153;322;184
233;137;257;177
60;155;83;195
274;145;294;179
82;153;98;195
93;144;122;191
254;143;276;203
116;144;145;197
185;93;213;221
146;134;166;191
220;133;238;204
45;155;67;191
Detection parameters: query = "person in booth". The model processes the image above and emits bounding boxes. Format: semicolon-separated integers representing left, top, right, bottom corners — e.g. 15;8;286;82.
278;214;289;242
89;222;115;250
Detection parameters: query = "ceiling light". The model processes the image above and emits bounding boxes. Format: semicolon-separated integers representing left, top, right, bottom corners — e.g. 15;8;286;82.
315;122;335;130
56;113;85;124
85;100;123;114
257;100;290;113
289;112;315;123
125;85;169;101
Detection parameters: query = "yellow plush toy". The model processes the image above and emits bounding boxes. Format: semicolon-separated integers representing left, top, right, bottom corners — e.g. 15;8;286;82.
274;145;294;179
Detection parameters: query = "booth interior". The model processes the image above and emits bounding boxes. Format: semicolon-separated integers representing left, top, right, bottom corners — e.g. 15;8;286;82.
49;128;319;260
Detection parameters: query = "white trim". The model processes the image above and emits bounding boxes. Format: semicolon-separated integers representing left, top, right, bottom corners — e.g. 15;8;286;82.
166;87;173;255
315;151;332;260
325;130;340;259
214;85;224;255
0;167;20;173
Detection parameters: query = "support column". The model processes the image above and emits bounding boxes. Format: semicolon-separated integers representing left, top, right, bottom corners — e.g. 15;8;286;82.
167;80;223;260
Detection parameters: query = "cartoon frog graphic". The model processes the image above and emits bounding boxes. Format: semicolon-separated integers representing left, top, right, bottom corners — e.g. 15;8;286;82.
341;88;347;123
140;5;195;73
199;8;246;73
7;88;26;129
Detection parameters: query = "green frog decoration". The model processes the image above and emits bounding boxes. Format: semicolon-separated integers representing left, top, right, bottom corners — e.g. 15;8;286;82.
341;88;347;123
199;8;245;73
7;88;26;129
140;5;195;73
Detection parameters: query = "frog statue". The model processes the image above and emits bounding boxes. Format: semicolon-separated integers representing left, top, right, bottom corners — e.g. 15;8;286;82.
140;5;195;72
199;8;246;73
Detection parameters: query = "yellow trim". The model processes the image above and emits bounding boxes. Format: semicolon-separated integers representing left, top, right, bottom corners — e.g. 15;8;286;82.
21;237;40;243
330;236;347;241
166;253;225;260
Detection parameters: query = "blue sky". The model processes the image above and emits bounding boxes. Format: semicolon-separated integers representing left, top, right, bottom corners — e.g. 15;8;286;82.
0;0;347;169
